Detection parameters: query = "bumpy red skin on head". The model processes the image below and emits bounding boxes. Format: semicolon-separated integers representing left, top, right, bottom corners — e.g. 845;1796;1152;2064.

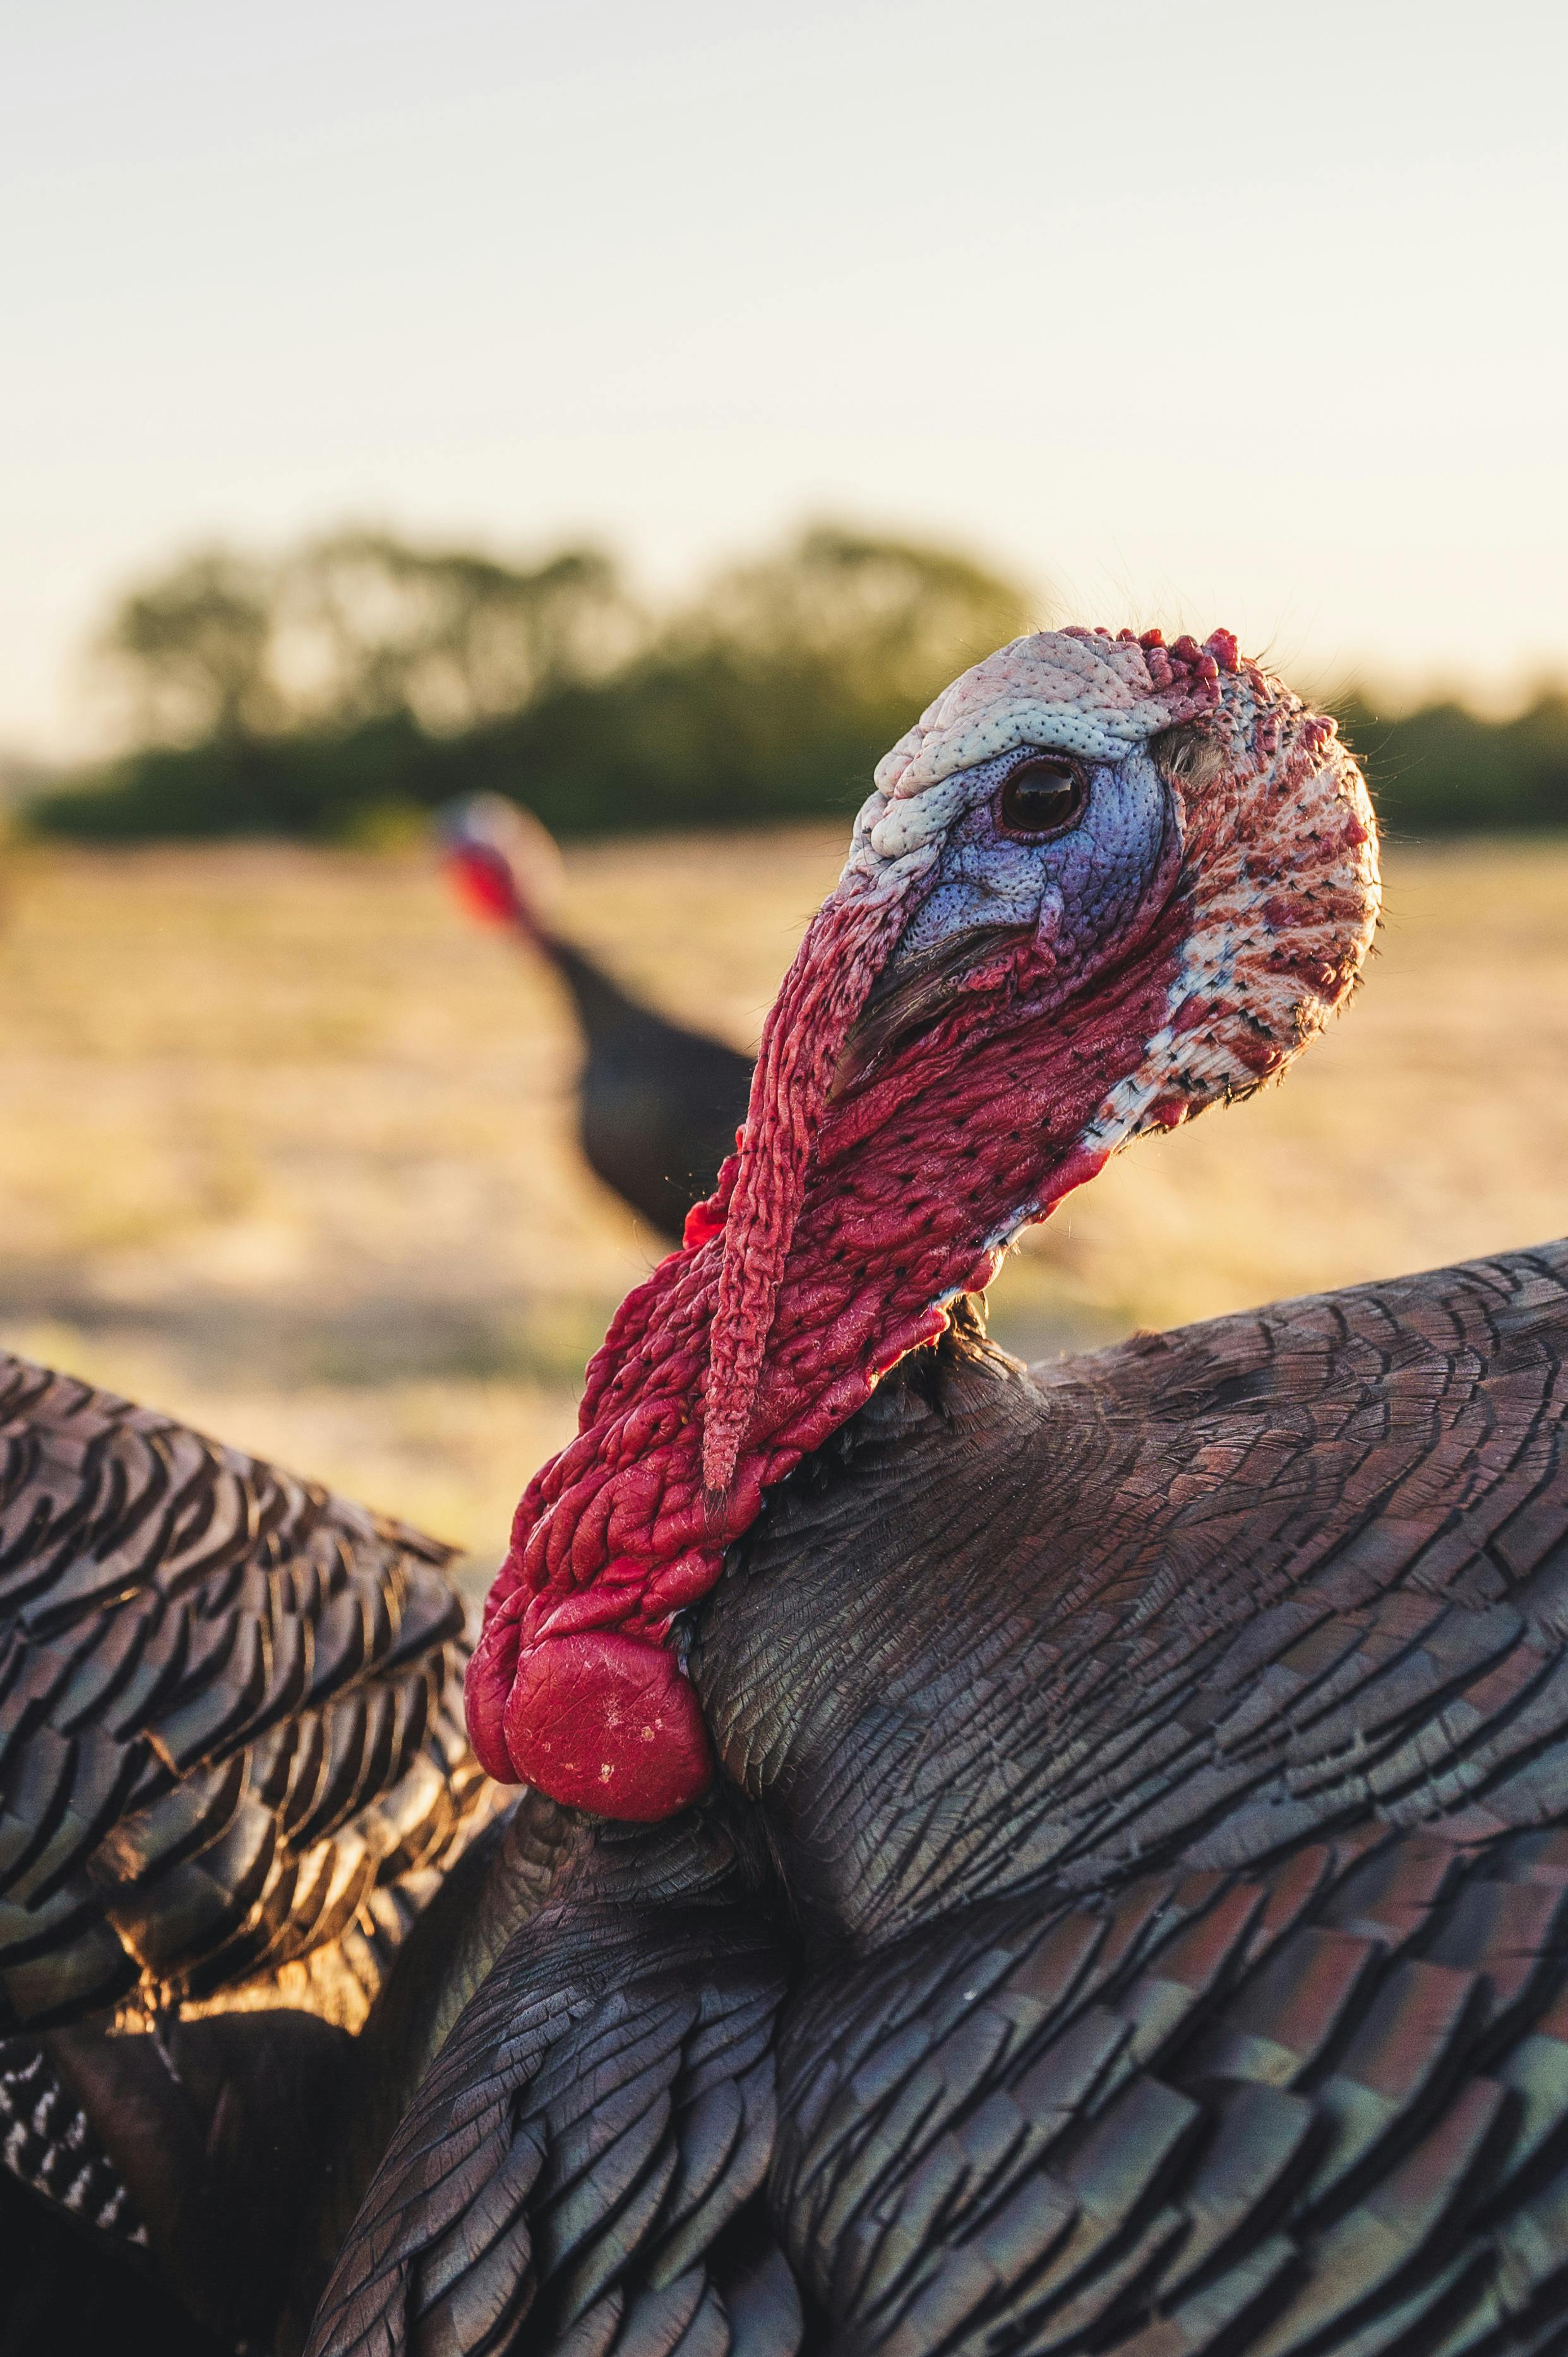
465;902;1187;1817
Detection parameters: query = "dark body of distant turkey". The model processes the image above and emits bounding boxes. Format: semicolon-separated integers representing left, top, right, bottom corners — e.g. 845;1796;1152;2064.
546;934;754;1242
438;793;755;1242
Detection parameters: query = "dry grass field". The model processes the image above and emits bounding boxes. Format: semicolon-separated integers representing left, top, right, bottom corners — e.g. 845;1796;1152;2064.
2;829;1565;1582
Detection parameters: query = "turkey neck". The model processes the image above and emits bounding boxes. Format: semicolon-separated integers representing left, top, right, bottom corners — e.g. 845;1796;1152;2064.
688;1303;1087;1949
468;890;1183;1813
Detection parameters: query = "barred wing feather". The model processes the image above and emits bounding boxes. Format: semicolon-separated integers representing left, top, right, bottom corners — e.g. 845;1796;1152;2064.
0;1352;488;2029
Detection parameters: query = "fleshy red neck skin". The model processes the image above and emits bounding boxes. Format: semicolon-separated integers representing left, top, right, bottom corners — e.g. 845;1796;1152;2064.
467;883;1187;1820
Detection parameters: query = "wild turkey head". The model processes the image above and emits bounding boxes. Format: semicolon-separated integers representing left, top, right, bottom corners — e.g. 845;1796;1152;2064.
468;627;1380;1822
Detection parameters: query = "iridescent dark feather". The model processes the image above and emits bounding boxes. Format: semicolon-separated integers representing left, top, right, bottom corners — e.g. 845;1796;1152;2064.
697;1240;1568;2357
0;1350;493;2349
770;1825;1568;2356
698;1242;1568;1941
304;1804;799;2357
0;1352;486;2029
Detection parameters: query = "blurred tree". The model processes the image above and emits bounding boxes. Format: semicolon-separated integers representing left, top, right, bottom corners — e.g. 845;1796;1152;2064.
274;531;641;733
42;523;1038;839
57;529;1561;846
92;530;639;751
674;524;1036;707
97;546;282;745
1336;685;1568;835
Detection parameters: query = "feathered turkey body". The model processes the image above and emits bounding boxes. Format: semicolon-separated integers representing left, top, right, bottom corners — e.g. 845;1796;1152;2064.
0;1357;494;2353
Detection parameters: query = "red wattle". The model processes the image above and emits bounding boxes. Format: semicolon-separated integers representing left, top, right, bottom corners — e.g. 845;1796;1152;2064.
498;1630;714;1818
682;1193;729;1250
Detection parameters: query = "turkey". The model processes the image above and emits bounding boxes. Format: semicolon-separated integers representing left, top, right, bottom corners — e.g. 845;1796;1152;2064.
0;1356;493;2354
305;627;1568;2357
438;795;755;1242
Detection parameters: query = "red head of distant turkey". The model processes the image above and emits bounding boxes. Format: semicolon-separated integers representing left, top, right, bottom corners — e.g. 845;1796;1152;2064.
466;625;1381;1818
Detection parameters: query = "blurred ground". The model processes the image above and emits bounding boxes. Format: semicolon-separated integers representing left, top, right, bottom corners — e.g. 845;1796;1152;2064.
2;830;1565;1581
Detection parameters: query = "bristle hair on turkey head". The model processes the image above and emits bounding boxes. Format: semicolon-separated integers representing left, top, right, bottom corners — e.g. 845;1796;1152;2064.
466;625;1380;1822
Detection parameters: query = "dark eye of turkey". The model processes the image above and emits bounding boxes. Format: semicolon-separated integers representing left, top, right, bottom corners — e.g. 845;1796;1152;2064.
998;758;1086;836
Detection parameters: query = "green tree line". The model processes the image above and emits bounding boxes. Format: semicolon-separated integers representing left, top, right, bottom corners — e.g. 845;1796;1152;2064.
25;525;1568;841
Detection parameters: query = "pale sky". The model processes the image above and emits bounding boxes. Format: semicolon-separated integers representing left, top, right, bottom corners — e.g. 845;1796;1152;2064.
5;0;1566;761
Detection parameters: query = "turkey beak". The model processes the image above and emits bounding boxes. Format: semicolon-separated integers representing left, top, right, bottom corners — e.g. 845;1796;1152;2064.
832;921;1034;1097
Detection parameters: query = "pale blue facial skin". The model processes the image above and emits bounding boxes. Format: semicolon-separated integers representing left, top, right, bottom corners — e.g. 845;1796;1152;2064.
893;741;1175;978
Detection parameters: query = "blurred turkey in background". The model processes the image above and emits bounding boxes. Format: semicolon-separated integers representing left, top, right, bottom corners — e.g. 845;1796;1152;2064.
437;791;753;1244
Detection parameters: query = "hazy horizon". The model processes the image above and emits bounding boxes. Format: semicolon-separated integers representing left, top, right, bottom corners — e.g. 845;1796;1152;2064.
6;0;1567;763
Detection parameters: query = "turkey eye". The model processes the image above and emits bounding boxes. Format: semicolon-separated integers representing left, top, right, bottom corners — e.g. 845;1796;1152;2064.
998;759;1085;836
